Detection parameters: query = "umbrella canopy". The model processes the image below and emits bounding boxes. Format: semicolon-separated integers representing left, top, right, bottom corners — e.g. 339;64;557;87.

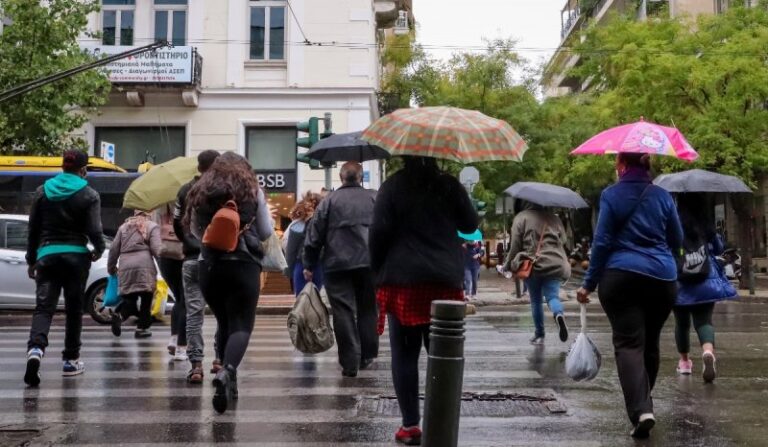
504;182;589;209
653;169;752;193
361;106;528;163
123;157;198;211
458;229;483;241
571;119;699;162
306;131;390;163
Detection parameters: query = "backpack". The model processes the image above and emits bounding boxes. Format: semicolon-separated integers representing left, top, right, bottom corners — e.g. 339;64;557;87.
202;200;250;253
287;282;335;354
678;236;711;283
157;204;184;260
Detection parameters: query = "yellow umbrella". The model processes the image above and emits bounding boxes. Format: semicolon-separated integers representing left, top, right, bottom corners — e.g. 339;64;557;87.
123;157;198;211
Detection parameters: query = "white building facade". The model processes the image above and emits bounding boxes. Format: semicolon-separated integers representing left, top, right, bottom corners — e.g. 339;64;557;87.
76;0;406;222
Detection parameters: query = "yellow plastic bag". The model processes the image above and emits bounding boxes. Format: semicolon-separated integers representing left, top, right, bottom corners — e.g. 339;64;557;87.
151;279;169;321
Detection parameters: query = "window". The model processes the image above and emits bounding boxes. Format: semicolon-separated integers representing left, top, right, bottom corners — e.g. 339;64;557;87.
154;0;187;46
245;127;296;170
95;127;186;171
249;1;286;61
4;221;28;251
102;0;135;46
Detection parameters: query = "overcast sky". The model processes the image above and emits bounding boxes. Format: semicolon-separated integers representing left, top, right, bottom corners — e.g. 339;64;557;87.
413;0;565;70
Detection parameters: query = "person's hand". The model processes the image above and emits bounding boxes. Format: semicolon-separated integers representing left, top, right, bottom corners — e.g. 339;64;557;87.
303;269;313;282
27;264;36;280
91;251;102;262
108;267;117;276
576;287;591;304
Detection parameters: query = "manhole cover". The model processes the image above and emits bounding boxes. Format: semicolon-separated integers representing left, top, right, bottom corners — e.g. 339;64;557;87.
357;392;567;417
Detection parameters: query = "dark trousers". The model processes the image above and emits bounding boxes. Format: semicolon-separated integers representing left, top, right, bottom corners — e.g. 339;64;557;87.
673;303;715;353
389;315;430;427
598;269;676;424
27;253;91;361
159;257;186;345
324;268;379;372
117;292;154;330
200;260;261;369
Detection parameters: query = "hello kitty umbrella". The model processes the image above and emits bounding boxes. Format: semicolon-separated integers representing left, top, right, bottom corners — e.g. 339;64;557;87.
571;119;698;162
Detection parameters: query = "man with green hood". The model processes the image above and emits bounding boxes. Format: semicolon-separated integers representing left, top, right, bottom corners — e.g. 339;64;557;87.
24;150;105;387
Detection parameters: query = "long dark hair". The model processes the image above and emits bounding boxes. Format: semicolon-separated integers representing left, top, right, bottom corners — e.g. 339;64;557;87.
402;156;440;187
677;193;715;242
184;152;260;226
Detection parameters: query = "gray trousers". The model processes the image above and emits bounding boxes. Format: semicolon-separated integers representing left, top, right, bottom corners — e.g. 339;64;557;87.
324;268;379;372
183;259;206;364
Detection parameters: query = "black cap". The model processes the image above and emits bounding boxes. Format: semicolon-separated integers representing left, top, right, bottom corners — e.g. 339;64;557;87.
62;150;89;171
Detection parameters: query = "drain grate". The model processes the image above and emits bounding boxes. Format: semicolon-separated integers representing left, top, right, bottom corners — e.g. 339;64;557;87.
357;392;567;417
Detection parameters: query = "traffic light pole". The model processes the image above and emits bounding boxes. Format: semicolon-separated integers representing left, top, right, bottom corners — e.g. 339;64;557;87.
324;167;332;191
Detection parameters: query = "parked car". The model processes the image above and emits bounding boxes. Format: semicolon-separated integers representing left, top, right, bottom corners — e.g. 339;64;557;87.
0;214;171;324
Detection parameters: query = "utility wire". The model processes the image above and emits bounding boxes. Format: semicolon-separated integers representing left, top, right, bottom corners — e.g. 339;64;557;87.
285;0;311;45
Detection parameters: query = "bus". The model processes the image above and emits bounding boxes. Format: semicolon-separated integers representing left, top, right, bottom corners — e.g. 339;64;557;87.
0;156;126;173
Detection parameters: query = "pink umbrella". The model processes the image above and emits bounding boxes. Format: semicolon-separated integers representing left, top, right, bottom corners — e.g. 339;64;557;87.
571;119;699;162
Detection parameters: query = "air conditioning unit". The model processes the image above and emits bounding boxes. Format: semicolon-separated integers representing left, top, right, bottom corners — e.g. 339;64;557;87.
394;10;408;35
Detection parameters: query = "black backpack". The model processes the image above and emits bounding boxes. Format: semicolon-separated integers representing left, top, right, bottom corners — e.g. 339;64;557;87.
678;236;711;283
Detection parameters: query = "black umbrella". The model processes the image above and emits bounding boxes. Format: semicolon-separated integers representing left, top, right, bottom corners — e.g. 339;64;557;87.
653;169;751;193
307;131;390;163
504;182;589;209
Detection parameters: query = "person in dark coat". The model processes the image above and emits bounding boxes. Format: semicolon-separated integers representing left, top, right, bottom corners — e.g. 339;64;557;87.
577;153;683;439
24;150;105;386
462;240;483;299
303;162;378;378
370;156;477;445
673;193;737;383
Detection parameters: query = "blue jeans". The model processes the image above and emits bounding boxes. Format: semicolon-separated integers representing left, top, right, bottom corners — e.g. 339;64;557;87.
464;266;479;296
525;276;564;337
292;261;325;296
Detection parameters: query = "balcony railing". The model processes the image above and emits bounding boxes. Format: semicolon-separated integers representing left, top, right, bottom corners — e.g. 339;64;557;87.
560;0;613;41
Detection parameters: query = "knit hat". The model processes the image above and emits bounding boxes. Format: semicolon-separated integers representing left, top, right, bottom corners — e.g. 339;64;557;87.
62;150;89;171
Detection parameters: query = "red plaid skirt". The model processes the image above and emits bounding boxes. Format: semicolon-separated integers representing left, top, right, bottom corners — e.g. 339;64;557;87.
376;284;464;334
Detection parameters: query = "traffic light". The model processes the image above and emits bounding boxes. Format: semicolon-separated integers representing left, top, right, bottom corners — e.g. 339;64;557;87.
472;198;487;217
297;117;321;169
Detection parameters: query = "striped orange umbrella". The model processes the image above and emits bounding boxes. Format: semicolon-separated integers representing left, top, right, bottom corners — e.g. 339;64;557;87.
361;107;528;163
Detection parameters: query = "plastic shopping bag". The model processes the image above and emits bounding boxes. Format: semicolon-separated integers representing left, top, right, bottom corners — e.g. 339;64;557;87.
565;303;602;381
151;279;169;322
103;275;120;307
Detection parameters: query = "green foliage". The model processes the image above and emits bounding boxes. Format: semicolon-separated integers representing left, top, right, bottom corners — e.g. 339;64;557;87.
0;0;110;154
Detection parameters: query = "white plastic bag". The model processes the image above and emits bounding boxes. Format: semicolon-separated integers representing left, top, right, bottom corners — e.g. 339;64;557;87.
565;303;601;381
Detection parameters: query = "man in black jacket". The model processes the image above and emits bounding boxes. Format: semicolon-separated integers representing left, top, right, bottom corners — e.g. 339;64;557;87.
24;150;105;387
303;162;378;377
172;149;219;383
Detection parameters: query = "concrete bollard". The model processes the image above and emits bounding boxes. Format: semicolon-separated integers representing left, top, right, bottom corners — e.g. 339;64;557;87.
422;300;466;447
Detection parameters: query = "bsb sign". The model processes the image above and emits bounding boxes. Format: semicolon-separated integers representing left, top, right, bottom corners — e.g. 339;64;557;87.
83;46;194;84
256;171;296;193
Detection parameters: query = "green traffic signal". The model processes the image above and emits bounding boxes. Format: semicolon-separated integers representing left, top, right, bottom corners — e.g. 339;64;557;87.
471;198;487;217
297;117;321;169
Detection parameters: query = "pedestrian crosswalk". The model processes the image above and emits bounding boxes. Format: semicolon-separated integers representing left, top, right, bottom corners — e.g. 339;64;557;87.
0;314;578;446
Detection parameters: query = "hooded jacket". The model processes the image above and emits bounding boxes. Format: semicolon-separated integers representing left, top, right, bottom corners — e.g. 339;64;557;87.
504;202;571;281
26;173;105;265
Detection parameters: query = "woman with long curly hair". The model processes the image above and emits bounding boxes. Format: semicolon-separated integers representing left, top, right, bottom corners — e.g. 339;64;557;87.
284;191;324;295
185;152;273;414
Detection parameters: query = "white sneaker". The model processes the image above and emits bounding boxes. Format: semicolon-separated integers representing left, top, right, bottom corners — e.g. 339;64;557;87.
702;351;717;383
167;336;177;356
174;346;188;362
62;359;85;377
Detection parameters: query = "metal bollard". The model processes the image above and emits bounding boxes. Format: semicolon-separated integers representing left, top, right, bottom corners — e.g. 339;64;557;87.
422;300;466;447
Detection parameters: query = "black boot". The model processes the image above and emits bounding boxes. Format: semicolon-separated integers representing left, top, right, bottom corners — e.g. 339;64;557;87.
212;365;237;413
229;365;238;400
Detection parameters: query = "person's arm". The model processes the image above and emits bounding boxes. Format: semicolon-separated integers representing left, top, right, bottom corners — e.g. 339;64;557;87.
710;233;725;256
302;198;329;272
665;197;684;257
503;217;524;271
369;181;394;274
86;193;106;260
582;192;615;293
148;224;163;258
173;184;200;252
254;189;274;242
25;189;43;269
107;229;121;275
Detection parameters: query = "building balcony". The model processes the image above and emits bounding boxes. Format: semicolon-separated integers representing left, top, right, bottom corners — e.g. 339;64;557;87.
560;0;624;43
82;44;202;107
375;0;413;29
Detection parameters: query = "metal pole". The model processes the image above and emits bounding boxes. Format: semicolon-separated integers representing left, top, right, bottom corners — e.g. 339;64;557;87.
324;167;332;191
423;301;466;447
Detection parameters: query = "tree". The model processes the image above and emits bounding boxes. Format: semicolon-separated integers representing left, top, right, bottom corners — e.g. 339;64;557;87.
0;0;110;155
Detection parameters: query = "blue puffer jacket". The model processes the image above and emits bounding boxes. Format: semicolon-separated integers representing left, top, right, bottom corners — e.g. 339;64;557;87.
676;235;738;306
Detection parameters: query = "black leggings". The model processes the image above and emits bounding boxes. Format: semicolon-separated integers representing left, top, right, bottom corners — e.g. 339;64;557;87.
118;292;154;330
598;269;676;425
388;315;430;427
159;257;186;345
199;260;261;369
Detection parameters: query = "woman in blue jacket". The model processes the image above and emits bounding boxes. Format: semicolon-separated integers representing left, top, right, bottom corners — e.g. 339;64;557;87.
577;153;683;439
674;194;736;383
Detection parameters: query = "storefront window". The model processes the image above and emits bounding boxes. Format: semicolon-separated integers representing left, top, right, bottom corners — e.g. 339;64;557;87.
95;127;185;171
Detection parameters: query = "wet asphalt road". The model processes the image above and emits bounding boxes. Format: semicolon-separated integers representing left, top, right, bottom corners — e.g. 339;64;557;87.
0;298;766;446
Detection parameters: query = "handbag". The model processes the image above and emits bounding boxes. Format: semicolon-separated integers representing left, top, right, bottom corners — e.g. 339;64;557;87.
260;232;289;273
158;204;184;260
515;226;548;280
103;274;120;307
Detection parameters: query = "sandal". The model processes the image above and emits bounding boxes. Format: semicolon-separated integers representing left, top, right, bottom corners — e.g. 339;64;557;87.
187;364;204;384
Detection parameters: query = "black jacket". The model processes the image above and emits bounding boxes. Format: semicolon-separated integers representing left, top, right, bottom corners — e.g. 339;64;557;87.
173;179;201;259
26;185;105;265
303;184;376;274
369;170;478;288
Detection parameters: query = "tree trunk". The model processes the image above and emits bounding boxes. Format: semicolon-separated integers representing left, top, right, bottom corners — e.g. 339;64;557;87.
732;195;754;291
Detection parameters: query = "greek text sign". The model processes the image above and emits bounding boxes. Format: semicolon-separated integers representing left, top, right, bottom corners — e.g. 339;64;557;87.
83;46;194;84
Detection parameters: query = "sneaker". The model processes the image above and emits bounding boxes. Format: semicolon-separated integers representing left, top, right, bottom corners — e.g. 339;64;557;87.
174;346;188;362
167;335;177;355
395;426;422;445
702;351;717;383
555;314;568;342
529;335;544;346
62;359;85;377
676;359;693;375
360;358;375;370
135;329;152;339
110;310;122;337
630;413;655;439
24;348;43;387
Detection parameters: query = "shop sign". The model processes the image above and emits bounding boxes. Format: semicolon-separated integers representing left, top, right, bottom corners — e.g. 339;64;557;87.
83;45;194;84
256;171;296;193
